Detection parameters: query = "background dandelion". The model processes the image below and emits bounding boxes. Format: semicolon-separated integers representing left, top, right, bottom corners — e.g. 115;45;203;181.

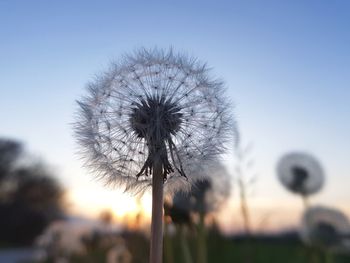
171;162;231;216
277;152;324;207
300;206;350;251
74;48;234;263
168;161;231;263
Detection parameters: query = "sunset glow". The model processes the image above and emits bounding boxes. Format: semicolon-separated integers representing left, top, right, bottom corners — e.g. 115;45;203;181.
66;187;152;225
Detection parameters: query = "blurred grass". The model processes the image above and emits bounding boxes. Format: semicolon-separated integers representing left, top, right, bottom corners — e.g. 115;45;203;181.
41;230;350;263
166;230;350;263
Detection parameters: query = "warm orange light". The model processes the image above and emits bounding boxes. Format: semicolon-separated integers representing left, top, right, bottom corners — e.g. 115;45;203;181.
66;187;152;230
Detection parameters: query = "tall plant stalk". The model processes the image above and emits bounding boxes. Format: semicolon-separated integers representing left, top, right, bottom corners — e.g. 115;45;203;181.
196;212;207;263
164;223;174;263
238;178;251;235
180;225;193;263
302;195;309;209
234;141;255;236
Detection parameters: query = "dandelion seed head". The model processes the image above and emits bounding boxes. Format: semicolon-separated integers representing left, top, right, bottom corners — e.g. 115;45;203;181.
171;161;231;215
277;152;324;196
300;206;350;249
74;48;234;194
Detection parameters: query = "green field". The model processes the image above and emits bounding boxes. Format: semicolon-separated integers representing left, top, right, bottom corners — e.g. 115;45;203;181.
65;230;350;263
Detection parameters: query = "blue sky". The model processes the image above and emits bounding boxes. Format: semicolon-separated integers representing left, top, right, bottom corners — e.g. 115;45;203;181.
0;1;349;230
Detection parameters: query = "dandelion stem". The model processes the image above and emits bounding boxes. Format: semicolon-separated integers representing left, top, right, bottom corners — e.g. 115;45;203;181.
302;195;309;209
325;249;334;263
164;222;174;263
150;155;164;263
180;225;193;263
196;212;207;263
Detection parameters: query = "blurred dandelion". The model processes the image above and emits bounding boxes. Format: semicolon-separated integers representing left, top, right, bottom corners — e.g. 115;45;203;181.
277;152;324;207
106;237;132;263
300;206;350;252
164;199;192;263
171;161;231;216
35;220;88;261
169;161;231;263
74;48;234;263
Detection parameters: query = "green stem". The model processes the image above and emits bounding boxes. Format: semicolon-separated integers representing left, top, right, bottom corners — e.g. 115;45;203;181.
302;195;309;209
180;225;193;263
197;212;207;263
164;223;174;263
325;249;333;263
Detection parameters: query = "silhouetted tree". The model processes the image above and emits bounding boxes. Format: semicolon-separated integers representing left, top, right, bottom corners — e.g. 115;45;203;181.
0;138;64;245
0;139;22;182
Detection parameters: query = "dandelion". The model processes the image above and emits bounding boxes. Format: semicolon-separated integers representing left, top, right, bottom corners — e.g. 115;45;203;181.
74;48;234;263
172;161;231;216
169;161;231;263
300;206;350;252
276;152;324;207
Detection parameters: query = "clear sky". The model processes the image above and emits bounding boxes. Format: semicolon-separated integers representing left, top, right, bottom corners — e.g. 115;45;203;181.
0;0;349;232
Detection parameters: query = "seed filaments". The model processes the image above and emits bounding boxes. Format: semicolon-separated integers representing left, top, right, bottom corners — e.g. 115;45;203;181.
130;95;186;180
74;48;234;193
